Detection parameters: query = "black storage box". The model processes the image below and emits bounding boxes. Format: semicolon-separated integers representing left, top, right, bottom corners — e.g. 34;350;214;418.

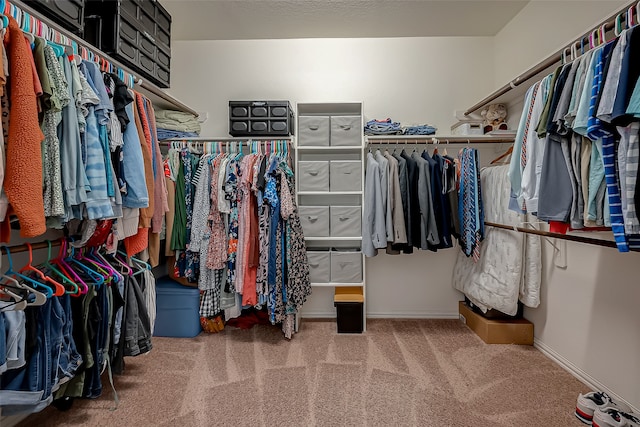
24;0;85;35
84;0;171;88
334;301;363;334
229;101;294;137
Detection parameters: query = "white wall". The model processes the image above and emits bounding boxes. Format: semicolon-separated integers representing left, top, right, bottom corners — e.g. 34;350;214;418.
493;0;639;411
493;0;628;89
169;37;493;137
169;36;495;319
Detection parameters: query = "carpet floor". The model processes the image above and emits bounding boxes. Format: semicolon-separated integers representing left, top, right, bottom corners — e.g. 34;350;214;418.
19;319;589;427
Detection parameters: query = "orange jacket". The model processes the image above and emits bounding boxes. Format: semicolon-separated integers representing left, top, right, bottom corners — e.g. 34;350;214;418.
3;17;46;238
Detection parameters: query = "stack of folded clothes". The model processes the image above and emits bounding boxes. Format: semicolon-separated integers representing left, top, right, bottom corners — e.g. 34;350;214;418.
155;109;201;140
364;118;403;135
403;124;437;135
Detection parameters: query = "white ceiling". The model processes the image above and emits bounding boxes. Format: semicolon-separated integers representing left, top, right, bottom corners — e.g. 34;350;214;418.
163;0;530;41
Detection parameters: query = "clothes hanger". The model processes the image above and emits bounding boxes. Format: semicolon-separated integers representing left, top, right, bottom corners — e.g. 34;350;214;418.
20;243;65;296
67;241;105;288
53;240;89;294
3;245;54;298
490;146;513;165
39;240;79;295
0;252;46;307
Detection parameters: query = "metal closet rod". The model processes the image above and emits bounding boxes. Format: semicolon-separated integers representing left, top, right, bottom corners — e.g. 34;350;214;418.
366;137;516;144
1;239;62;255
464;0;637;116
11;0;199;117
484;222;636;250
159;136;293;143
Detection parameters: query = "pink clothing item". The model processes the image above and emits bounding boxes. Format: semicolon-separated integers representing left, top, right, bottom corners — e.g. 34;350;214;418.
239;154;260;305
235;154;254;294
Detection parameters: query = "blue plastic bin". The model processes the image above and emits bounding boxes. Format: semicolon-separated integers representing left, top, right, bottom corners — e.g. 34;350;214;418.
154;276;201;338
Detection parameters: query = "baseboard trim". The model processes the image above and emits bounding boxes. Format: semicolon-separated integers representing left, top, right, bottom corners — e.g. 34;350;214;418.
534;338;639;413
300;312;460;319
367;312;459;319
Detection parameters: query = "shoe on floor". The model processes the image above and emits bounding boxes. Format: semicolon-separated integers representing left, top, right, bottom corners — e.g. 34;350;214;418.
576;392;631;424
593;408;640;427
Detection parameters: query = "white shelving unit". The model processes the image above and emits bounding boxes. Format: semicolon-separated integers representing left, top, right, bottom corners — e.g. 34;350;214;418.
295;102;366;331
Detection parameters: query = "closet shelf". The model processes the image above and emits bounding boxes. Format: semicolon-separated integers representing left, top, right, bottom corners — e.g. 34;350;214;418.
298;191;362;196
366;135;515;144
304;236;363;241
14;0;199;117
463;0;633;116
311;282;364;288
296;146;363;151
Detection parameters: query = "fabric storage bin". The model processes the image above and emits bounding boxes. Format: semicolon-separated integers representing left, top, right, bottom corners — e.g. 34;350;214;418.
298;161;329;191
330;206;361;237
330;161;361;191
298;116;330;146
307;250;331;283
299;206;329;237
331;250;363;283
330;116;361;146
154;277;201;337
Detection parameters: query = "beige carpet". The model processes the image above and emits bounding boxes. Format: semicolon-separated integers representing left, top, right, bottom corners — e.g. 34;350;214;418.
19;319;588;426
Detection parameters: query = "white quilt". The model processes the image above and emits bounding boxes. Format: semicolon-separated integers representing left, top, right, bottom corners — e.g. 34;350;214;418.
452;165;541;316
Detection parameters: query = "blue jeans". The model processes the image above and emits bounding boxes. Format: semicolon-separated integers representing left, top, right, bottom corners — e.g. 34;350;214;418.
121;103;150;208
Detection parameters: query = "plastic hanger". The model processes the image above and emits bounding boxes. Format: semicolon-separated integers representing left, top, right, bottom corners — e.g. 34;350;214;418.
20;243;65;296
67;244;105;288
3;245;53;298
40;240;79;295
53;240;88;294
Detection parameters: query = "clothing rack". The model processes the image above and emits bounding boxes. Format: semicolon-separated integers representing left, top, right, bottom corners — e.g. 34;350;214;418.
8;0;199;117
484;221;639;251
159;136;294;143
464;0;638;116
366;135;516;144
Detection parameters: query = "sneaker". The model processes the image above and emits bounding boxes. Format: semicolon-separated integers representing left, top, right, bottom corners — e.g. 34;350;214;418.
576;392;631;424
593;408;640;427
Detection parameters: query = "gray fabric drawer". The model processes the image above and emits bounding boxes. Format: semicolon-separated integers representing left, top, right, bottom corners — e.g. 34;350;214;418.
299;161;329;191
299;206;329;237
330;206;361;237
298;116;330;146
307;251;330;283
331;251;363;283
330;161;361;191
330;116;361;146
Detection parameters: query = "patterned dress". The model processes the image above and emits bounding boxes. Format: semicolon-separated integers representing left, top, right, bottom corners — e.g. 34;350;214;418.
225;157;241;293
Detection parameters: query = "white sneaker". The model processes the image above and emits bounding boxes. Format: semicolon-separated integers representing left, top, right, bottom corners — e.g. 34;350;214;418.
576;392;631;425
593;408;640;427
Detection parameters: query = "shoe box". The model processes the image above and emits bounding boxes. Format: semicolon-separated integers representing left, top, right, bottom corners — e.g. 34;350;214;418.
458;301;533;345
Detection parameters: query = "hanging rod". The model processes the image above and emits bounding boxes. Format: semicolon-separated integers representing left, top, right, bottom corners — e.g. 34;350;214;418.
464;0;637;116
11;0;199;117
366;135;515;144
159;136;293;144
484;222;637;251
1;240;62;255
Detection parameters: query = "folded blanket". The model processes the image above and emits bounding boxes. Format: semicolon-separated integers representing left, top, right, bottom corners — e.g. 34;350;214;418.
154;109;201;133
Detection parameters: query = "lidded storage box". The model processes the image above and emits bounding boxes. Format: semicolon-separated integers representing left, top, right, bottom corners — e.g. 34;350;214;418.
229;101;294;137
154;277;201;338
298;116;330;146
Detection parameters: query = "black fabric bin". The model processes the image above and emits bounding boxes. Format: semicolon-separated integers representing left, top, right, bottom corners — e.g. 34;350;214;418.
334;302;363;333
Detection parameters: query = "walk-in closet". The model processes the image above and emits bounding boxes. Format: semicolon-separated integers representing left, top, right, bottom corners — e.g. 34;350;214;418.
1;1;639;426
